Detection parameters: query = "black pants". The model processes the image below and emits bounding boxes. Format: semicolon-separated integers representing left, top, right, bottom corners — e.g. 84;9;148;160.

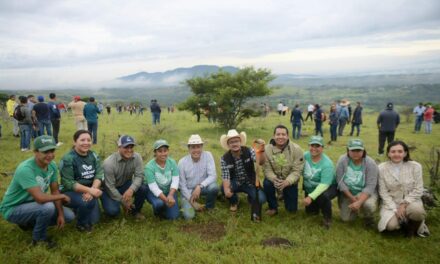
305;185;338;220
378;131;395;154
51;119;60;143
305;111;313;121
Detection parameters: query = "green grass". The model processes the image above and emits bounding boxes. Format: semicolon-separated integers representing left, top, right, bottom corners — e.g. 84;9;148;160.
0;110;439;264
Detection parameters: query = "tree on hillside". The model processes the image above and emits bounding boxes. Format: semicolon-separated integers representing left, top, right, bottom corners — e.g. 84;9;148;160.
179;67;275;129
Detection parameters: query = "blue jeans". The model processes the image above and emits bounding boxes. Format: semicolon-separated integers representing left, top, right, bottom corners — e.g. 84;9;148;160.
414;115;423;132
87;121;98;144
101;182;147;217
425;121;432;134
7;202;74;241
263;179;298;212
64;191;100;226
221;181;266;206
330;124;338;141
19;124;32;149
338;118;347;136
292;122;302;139
38;119;52;136
315;120;323;136
145;188;179;220
181;182;219;220
152;112;161;125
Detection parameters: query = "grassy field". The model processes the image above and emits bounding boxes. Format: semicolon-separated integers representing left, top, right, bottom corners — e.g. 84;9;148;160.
0;109;439;264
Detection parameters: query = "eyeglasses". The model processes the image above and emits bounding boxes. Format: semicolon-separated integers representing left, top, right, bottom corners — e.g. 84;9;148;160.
41;149;56;154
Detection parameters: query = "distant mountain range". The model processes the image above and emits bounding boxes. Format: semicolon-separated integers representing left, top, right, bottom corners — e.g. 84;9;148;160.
116;64;440;87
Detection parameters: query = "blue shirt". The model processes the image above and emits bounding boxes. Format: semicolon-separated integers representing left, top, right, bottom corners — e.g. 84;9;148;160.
83;103;101;122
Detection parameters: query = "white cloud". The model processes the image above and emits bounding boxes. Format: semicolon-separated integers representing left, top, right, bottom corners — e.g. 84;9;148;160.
0;0;439;89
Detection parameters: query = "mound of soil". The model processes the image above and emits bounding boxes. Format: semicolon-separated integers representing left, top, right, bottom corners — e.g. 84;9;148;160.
261;237;294;248
180;222;226;242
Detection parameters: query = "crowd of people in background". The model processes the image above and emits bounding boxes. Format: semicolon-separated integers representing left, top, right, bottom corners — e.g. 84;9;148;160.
0;95;436;249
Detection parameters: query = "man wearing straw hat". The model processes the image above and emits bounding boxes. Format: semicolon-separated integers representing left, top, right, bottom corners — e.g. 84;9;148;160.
220;129;266;212
178;134;219;219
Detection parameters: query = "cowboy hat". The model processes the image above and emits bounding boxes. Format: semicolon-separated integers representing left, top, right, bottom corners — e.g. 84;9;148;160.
340;99;350;106
220;129;247;150
187;134;204;145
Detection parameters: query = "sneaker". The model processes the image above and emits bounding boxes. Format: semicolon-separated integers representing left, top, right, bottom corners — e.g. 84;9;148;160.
77;224;92;233
266;209;278;216
56;142;63;147
32;238;57;249
133;212;146;221
229;204;238;212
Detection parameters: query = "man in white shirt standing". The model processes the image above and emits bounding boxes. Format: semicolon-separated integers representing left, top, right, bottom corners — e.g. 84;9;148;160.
277;101;284;116
413;102;426;133
178;134;219;220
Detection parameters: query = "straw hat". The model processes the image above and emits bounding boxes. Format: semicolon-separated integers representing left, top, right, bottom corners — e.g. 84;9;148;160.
220;129;247;150
340;99;350;106
187;134;204;145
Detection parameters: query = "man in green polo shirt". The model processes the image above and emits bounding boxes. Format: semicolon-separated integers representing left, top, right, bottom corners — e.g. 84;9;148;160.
302;136;337;229
0;136;74;248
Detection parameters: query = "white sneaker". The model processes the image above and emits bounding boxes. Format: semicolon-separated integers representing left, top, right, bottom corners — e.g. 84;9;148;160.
56;142;63;147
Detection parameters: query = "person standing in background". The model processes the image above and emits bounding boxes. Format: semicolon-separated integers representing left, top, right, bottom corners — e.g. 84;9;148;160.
413;102;425;133
290;104;304;140
350;102;363;137
48;93;62;146
83;97;101;144
7;94;19;137
68;96;87;130
424;104;434;134
377;103;400;155
32;96;52;137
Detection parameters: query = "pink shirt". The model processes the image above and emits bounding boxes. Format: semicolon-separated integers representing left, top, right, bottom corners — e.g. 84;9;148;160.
424;107;434;121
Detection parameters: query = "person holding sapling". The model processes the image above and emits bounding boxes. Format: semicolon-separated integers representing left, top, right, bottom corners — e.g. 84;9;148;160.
263;125;304;216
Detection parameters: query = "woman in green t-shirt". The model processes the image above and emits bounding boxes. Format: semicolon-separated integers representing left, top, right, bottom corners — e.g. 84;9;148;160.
336;139;378;228
144;139;180;220
60;130;103;232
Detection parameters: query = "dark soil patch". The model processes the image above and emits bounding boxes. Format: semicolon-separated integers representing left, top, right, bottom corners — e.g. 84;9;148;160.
180;222;226;242
261;237;294;248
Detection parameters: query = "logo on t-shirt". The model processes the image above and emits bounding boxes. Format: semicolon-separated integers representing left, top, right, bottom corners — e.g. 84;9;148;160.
35;174;51;192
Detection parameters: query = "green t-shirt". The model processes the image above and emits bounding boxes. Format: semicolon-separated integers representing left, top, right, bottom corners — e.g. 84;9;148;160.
303;152;335;194
59;149;104;192
145;158;179;195
0;157;58;219
343;160;365;195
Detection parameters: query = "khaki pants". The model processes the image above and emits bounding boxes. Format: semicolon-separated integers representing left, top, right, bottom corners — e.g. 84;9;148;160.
338;193;377;221
385;201;426;231
75;119;88;131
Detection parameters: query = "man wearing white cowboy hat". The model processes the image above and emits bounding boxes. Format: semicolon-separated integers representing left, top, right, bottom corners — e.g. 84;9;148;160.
220;129;266;212
178;134;219;220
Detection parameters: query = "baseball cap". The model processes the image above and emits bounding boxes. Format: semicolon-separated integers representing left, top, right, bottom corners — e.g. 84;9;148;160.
153;139;169;150
308;136;324;146
348;139;365;150
37;95;44;102
34;135;57;152
118;135;136;147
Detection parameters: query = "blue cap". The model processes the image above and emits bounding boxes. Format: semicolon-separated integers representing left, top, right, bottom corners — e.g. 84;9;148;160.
37;95;44;102
117;135;136;147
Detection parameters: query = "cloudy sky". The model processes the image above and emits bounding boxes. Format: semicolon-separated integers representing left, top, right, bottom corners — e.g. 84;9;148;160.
1;0;440;89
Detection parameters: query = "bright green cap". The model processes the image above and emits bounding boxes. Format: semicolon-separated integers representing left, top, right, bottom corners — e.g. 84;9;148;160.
348;139;364;150
34;135;57;152
308;136;324;146
153;139;169;150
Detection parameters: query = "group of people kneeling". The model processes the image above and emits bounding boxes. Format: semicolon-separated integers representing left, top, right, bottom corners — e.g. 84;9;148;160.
0;125;430;248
